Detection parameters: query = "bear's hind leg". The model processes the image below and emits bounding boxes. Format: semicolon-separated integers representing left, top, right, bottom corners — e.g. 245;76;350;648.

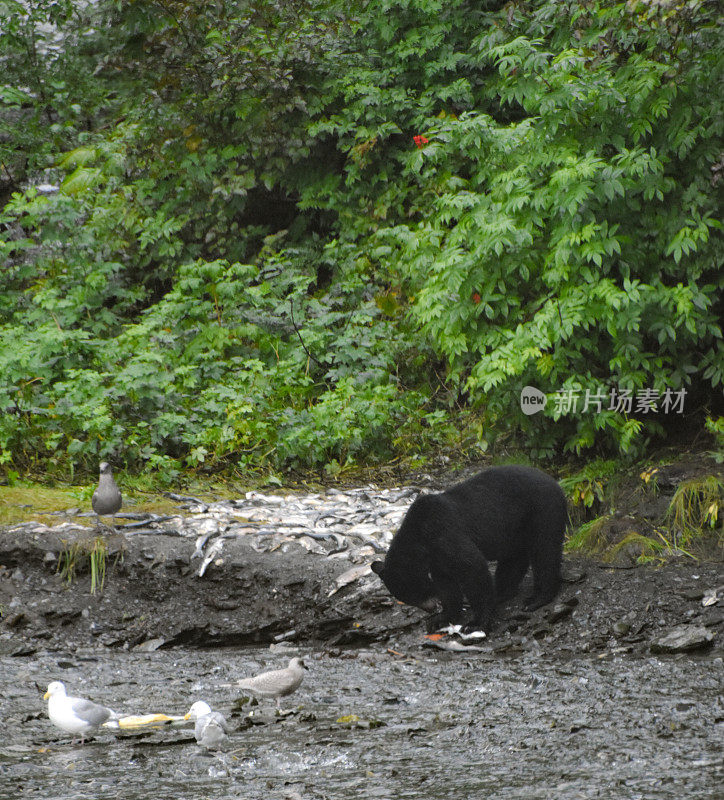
525;495;566;610
524;542;562;610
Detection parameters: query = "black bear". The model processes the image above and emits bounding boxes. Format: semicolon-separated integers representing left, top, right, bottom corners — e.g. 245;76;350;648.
371;465;567;632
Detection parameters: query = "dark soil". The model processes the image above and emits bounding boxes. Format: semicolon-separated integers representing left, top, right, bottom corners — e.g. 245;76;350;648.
0;526;721;660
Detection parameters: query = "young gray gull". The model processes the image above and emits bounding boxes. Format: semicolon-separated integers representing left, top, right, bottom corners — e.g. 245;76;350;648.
44;681;118;744
92;461;122;530
237;657;307;710
184;701;228;749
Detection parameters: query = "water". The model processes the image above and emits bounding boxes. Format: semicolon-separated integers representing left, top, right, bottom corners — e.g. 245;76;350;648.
1;646;721;799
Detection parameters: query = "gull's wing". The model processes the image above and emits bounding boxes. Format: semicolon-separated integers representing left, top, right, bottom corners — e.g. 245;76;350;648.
69;697;114;727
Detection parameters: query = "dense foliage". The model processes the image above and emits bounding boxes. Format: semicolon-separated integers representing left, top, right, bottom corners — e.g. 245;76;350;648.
1;0;722;477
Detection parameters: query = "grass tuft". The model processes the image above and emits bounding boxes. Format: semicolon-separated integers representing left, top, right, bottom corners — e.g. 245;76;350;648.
565;515;611;554
57;535;113;594
665;475;723;549
605;531;671;565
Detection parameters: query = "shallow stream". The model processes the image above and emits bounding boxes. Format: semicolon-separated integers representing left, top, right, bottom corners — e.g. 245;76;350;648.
1;645;721;799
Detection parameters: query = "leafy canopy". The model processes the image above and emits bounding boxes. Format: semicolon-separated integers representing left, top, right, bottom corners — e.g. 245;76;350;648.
0;0;721;475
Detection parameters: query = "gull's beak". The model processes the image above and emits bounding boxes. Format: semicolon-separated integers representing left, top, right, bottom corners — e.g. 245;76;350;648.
43;691;50;700
183;712;191;721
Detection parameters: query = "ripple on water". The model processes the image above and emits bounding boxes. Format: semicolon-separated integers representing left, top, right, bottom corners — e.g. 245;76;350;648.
1;647;722;799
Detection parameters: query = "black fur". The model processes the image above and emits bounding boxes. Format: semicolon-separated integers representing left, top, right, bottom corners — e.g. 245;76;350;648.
371;465;567;632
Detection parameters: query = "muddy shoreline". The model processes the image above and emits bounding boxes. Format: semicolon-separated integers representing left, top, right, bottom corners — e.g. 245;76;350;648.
1;486;722;800
1;522;721;660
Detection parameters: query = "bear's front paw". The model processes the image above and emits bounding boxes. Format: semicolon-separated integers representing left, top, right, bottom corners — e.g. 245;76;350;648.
462;614;492;635
426;611;452;633
461;622;489;635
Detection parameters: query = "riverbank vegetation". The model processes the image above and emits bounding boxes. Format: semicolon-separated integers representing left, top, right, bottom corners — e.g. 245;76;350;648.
1;0;722;481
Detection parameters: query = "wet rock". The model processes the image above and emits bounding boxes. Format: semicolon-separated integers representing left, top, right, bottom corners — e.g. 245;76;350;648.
133;638;166;652
546;598;578;623
3;611;27;629
206;597;241;611
698;610;724;634
650;625;716;653
612;620;631;636
563;568;587;584
702;586;723;607
42;609;82;624
0;638;20;655
680;587;706;601
10;645;37;657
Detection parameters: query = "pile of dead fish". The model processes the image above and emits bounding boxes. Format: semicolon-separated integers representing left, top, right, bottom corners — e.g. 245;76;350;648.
162;486;419;580
9;486;423;585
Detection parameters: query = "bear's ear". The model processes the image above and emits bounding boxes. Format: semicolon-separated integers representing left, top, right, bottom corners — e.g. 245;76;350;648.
370;560;384;576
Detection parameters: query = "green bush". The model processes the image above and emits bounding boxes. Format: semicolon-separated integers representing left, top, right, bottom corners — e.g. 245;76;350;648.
372;0;723;456
0;0;721;475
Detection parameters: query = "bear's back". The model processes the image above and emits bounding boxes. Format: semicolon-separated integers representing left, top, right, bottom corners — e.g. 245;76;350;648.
390;465;566;553
445;465;564;512
423;465;566;555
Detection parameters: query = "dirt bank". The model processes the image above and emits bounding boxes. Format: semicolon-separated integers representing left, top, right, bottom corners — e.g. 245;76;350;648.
0;524;721;659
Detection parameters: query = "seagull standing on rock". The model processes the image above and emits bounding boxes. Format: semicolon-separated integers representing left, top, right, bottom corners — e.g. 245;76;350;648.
184;701;229;749
237;657;308;710
92;461;122;530
44;681;119;744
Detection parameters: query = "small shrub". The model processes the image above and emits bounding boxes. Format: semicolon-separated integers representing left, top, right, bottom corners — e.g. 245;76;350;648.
560;460;618;509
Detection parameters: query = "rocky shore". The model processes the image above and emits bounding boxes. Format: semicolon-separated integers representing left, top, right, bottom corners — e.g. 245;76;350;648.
1;484;721;659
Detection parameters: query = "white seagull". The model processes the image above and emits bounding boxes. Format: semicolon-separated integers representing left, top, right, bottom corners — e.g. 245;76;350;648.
44;681;118;744
237;657;308;710
184;701;228;749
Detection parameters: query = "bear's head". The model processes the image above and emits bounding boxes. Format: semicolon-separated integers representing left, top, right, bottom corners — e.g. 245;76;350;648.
371;560;437;611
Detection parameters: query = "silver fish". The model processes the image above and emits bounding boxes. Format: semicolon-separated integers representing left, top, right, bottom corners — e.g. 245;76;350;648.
197;538;224;577
327;564;372;597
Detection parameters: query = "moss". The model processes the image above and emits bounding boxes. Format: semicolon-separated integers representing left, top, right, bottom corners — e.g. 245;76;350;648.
0;485;87;525
0;484;187;526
